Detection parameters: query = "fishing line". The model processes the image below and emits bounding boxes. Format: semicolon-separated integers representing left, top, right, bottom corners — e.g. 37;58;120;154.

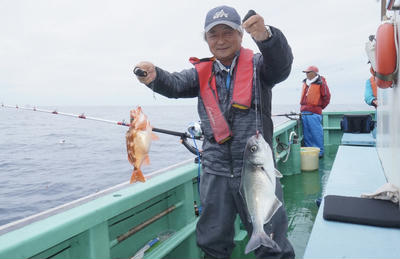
254;58;260;136
241;9;262;136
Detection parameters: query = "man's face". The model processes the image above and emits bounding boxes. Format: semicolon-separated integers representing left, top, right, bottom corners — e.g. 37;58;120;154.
205;24;242;66
306;71;317;80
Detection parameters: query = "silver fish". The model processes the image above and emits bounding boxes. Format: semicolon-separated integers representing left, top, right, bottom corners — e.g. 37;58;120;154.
240;133;283;254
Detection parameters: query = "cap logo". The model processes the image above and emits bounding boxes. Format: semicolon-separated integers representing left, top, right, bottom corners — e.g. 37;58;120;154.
213;9;228;19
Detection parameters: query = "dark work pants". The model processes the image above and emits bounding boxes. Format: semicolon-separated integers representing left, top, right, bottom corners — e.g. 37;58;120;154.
196;173;295;259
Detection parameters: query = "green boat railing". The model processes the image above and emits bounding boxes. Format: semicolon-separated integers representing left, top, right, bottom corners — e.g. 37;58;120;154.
274;119;302;176
0;161;202;259
322;110;376;156
0;110;376;259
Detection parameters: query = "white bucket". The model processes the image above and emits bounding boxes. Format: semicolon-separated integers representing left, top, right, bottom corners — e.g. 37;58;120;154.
300;147;320;171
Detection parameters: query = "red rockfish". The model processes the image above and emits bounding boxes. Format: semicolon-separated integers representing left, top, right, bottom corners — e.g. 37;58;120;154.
126;106;158;183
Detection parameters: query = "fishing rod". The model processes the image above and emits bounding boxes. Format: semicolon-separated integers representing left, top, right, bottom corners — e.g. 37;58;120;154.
1;103;203;156
2;103;130;125
272;111;313;120
272;111;300;120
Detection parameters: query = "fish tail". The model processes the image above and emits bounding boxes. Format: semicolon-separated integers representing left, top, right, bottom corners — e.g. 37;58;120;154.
130;169;146;183
245;230;281;254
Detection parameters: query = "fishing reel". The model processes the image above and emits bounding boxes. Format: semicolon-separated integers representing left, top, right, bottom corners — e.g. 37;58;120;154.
150;121;203;159
179;122;203;162
187;121;202;138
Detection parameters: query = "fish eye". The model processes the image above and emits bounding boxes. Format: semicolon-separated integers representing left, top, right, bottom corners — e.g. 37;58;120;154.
250;145;257;153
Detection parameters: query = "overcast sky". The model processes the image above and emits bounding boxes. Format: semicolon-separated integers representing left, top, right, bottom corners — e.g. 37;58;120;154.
0;0;382;107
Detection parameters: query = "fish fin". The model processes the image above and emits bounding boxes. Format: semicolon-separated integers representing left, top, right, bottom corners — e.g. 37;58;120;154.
245;230;281;254
274;169;283;178
151;132;159;140
143;154;150;165
264;197;282;224
130;169;146;183
127;152;135;165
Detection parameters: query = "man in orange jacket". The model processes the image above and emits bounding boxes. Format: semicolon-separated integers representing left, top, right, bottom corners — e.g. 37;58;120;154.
300;66;330;157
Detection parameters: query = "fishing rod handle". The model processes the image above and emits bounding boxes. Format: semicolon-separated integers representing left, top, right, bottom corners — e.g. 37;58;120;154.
133;67;148;77
242;10;256;23
181;136;203;157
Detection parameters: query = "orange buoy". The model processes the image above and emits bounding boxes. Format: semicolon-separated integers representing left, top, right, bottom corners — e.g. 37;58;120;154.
375;21;398;88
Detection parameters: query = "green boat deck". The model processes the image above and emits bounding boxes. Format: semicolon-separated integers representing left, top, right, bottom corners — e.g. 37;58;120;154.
282;150;336;258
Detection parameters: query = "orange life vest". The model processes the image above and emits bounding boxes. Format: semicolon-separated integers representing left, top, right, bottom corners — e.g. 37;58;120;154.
300;82;322;106
369;76;377;98
190;47;254;144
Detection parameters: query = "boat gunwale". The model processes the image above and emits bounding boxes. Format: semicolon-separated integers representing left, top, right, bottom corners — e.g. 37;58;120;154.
0;158;194;236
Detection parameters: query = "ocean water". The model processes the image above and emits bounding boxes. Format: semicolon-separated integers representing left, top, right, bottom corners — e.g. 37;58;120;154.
0;103;371;227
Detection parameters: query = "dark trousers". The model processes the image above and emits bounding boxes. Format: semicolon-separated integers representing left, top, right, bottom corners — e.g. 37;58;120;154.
196;173;295;259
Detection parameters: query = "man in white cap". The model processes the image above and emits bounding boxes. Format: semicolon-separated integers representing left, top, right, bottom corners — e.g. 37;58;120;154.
135;5;294;259
300;66;331;157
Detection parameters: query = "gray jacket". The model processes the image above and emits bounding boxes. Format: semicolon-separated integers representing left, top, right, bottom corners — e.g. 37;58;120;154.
148;26;293;177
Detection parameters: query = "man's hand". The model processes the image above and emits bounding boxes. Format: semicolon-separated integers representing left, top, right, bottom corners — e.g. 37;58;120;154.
134;61;156;85
242;14;270;42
